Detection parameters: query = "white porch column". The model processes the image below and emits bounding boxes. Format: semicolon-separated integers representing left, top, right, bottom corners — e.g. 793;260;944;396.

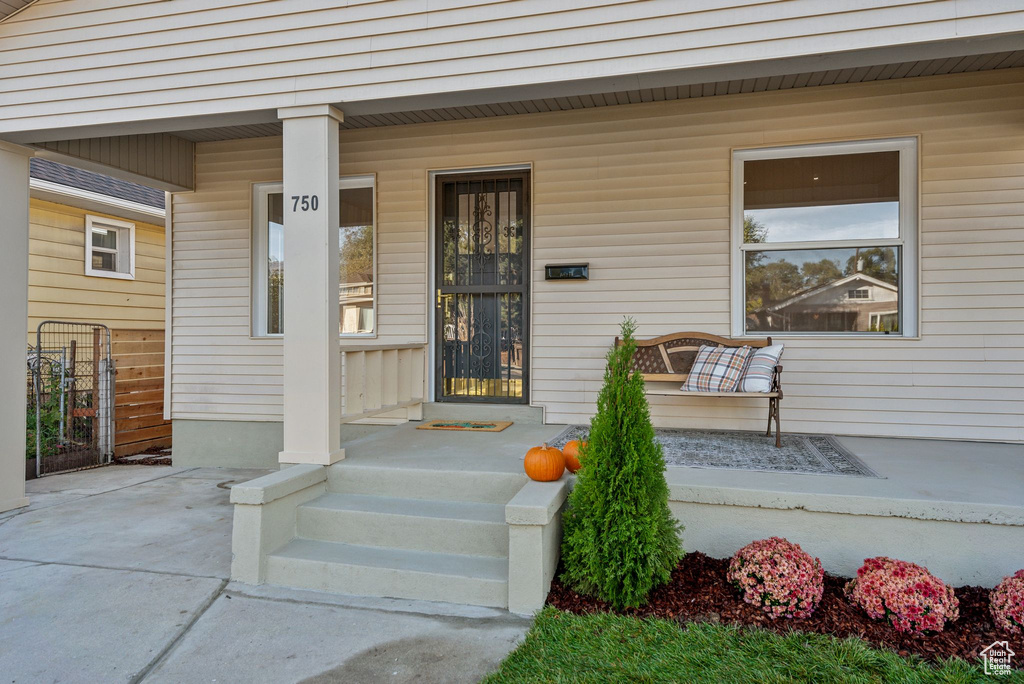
0;141;32;513
277;105;345;466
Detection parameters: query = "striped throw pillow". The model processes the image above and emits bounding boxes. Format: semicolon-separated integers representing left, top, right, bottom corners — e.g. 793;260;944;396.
739;344;784;393
682;344;754;392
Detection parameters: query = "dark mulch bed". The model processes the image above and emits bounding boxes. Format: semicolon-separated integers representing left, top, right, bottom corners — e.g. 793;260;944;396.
547;552;1022;667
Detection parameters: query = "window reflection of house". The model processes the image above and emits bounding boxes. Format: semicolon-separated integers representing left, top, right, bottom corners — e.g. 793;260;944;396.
749;273;899;333
340;282;374;334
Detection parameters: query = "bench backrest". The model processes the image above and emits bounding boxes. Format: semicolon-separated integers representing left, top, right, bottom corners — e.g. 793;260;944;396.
618;332;772;382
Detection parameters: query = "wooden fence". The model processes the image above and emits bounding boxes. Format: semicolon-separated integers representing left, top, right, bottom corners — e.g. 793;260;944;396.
112;329;171;457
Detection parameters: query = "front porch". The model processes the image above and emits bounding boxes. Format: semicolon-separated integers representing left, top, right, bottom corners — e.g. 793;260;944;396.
0;52;1020;623
231;415;1024;614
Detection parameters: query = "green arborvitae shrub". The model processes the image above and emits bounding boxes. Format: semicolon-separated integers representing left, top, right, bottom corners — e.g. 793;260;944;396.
560;318;683;609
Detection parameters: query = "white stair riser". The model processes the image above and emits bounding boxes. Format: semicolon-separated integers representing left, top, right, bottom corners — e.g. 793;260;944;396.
329;467;526;504
297;506;509;557
265;555;508;608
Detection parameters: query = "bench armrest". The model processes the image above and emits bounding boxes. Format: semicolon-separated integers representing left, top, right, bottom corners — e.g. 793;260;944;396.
771;365;784;396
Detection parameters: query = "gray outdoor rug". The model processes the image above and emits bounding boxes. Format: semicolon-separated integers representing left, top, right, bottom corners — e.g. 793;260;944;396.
551;426;881;478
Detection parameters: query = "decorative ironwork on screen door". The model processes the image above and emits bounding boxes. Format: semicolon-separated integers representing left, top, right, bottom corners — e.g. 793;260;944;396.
435;172;529;403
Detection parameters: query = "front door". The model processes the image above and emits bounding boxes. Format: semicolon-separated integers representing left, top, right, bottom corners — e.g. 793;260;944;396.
435;171;529;403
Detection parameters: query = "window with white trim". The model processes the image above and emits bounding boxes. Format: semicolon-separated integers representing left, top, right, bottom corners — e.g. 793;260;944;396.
252;175;376;337
732;138;918;337
85;215;136;280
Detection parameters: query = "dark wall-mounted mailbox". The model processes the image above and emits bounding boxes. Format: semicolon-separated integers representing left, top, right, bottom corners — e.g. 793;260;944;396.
545;263;589;281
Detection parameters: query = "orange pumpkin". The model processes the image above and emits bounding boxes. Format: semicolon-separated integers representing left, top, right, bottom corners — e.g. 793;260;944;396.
562;440;587;474
524;443;565;482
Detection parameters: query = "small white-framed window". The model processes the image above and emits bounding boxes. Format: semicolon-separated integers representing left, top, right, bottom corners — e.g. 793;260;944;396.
731;137;918;337
251;175;377;337
85;215;136;280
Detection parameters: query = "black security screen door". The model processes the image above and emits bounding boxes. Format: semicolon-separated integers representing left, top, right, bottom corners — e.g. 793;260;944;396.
435;172;529;403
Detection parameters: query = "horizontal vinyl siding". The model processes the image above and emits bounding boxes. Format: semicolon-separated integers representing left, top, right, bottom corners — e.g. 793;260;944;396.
3;0;1024;133
173;68;1024;441
171;133;427;420
169;137;280;420
27;198;164;338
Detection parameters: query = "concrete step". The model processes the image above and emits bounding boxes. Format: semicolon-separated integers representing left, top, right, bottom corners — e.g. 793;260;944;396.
265;538;509;608
329;464;526;504
422;402;544;424
297;493;508;557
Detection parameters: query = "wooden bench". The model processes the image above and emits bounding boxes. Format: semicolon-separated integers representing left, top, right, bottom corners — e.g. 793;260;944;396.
619;332;784;447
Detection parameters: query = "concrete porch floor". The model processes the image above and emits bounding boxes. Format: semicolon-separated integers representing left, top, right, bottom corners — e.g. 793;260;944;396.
0;465;529;683
665;435;1024;523
340;420;568;472
342;421;1023;517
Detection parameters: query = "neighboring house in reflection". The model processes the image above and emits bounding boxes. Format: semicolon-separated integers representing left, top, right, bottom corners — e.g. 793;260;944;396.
340;281;374;334
753;273;899;333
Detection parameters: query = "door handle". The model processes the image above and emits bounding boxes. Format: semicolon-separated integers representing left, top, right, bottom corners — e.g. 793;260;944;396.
437;289;455;308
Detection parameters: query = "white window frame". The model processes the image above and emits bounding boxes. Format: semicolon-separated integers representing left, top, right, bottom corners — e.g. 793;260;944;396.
848;288;871;300
730;137;918;338
251;175;377;338
85;214;136;280
252;181;282;338
870;310;900;328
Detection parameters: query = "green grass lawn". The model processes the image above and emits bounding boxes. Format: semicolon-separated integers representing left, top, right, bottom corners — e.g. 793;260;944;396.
484;608;1021;683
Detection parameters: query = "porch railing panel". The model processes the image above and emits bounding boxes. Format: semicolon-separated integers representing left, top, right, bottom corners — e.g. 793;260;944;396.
340;343;426;424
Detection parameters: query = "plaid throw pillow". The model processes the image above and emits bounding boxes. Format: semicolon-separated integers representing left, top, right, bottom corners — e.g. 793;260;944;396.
739;344;784;393
682;344;754;392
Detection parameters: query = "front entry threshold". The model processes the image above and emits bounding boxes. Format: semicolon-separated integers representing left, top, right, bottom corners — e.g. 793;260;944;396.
421;402;544;425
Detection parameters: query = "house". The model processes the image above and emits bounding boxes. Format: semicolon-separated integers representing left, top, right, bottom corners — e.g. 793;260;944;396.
25;158;171;470
750;272;900;333
27;158;166;340
0;1;1022;613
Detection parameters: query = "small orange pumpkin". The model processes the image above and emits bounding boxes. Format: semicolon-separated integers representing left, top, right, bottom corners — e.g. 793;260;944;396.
524;442;565;482
562;440;587;474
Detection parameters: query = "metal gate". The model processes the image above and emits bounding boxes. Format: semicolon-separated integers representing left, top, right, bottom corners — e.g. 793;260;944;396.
27;321;114;476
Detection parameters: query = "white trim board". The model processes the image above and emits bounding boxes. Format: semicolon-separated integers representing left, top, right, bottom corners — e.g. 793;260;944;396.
164;191;173;421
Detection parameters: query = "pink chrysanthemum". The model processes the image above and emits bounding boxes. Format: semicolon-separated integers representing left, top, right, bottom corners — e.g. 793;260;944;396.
990;569;1024;634
727;537;824;619
845;557;959;634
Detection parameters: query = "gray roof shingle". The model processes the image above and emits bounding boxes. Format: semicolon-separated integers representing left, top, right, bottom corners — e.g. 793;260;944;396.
30;158;165;209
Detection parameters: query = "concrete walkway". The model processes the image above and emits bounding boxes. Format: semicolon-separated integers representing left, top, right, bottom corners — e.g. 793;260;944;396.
0;465;529;683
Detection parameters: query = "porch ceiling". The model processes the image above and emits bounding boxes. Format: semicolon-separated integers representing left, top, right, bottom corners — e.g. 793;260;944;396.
0;0;33;22
169;51;1024;143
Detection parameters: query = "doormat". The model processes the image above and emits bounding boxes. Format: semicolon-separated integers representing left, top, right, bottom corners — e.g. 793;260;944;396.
550;426;881;478
417;420;513;432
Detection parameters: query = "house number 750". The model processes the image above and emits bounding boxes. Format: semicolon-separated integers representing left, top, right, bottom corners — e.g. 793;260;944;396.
291;195;319;212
